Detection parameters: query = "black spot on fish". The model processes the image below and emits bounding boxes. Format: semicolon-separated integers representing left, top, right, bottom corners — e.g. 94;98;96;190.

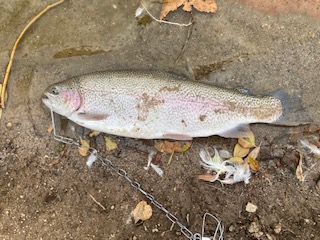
199;115;207;122
181;119;187;127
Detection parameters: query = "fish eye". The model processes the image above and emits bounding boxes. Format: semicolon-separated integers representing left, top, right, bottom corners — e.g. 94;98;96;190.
50;86;59;95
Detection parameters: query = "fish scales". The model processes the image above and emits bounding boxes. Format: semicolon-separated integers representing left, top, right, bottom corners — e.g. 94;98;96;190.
43;70;286;140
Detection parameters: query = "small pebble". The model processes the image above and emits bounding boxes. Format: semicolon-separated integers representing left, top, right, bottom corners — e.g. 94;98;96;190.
248;222;260;233
274;223;281;234
246;202;258;213
253;231;264;238
6;122;12;128
228;224;235;232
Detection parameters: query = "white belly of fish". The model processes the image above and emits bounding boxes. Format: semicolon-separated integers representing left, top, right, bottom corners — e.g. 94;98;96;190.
68;90;250;140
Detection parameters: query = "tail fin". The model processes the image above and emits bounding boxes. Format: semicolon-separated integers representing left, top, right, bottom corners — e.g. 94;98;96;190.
271;89;312;126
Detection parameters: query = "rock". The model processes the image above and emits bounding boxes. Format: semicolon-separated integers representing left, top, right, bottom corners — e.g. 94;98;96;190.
248;221;260;233
266;233;275;240
274;223;281;234
246;202;258;213
253;231;264;238
228;224;235;232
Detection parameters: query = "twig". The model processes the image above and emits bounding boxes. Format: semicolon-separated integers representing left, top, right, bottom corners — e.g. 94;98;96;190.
175;13;194;64
210;185;233;197
140;2;192;27
1;0;65;109
89;193;106;210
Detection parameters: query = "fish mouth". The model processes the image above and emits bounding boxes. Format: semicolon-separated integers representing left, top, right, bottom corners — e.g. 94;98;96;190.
42;93;52;108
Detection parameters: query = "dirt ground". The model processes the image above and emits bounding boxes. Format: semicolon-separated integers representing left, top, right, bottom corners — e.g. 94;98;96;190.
0;0;320;239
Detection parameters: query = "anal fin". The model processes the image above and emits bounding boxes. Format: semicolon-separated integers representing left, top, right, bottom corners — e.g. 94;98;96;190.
163;133;193;141
218;125;251;138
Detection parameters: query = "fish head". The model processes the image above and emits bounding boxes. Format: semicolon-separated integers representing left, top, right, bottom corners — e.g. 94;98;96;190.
42;80;82;117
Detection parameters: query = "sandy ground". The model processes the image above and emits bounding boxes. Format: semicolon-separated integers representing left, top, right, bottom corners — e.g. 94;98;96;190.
0;0;319;239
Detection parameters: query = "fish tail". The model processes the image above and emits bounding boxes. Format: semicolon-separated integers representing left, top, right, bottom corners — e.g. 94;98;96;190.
271;89;312;126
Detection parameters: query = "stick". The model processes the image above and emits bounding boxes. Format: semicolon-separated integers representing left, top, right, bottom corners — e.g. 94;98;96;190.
89;193;106;210
1;0;65;109
175;13;194;64
140;2;192;27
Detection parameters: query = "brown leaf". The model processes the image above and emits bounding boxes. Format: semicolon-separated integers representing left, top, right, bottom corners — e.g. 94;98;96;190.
160;0;217;20
89;130;100;137
160;0;185;20
154;140;192;154
197;173;218;182
132;201;152;224
246;156;259;171
296;153;305;182
47;123;53;134
247;145;261;160
233;143;250;158
78;137;90;157
183;0;217;13
238;130;256;149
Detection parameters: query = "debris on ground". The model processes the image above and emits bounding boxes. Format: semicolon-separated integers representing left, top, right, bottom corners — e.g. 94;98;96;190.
131;201;152;224
154;139;191;164
198;131;260;184
160;0;217;20
300;139;320;158
104;136;118;151
78;137;90;156
296;152;305;182
144;151;164;177
198;147;252;184
245;202;258;213
47;123;53;134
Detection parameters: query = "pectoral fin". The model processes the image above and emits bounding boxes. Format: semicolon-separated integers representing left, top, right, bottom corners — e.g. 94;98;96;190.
218;125;251;138
77;113;109;121
163;133;193;141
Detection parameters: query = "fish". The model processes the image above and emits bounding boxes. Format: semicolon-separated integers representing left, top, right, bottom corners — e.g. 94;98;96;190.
42;70;310;140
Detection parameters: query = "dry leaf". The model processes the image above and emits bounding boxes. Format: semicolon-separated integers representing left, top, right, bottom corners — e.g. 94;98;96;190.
154;140;191;154
238;130;256;148
244;145;260;171
89;130;100;137
183;0;217;13
160;0;217;20
197;173;219;182
246;156;259;171
296;153;305;182
48;159;60;167
230;156;245;164
160;0;185;20
47;123;53;134
104;136;117;151
234;143;250;157
78;137;90;156
132;201;152;224
247;145;261;159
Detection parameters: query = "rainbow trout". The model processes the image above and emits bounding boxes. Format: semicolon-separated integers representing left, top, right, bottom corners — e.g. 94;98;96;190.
43;70;307;140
